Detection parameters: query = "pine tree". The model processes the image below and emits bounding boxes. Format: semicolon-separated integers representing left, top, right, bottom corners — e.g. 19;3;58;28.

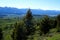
11;21;27;40
56;15;60;32
24;9;35;35
40;15;50;34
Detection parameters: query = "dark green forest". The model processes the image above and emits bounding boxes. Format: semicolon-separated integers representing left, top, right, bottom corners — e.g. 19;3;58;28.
0;9;60;40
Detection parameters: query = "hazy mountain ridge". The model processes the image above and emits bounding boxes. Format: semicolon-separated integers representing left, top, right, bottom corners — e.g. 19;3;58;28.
0;7;60;18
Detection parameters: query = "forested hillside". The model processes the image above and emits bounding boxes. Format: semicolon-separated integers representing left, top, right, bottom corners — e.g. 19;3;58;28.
0;9;60;40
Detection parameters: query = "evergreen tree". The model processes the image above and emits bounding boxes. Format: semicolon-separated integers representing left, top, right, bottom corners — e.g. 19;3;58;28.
24;9;35;35
56;15;60;32
40;15;50;34
11;21;27;40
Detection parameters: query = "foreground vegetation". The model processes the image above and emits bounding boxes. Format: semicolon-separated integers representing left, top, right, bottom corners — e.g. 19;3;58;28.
0;9;60;40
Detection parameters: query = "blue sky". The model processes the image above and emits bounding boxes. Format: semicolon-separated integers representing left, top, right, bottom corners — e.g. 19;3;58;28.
0;0;60;10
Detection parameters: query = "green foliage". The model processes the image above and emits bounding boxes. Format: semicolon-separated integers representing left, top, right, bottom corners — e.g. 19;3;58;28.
11;21;27;40
47;33;60;40
25;9;33;20
49;19;57;28
40;15;50;34
56;15;60;32
24;9;35;35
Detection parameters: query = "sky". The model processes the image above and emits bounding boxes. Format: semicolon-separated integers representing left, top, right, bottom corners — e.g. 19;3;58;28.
0;0;60;10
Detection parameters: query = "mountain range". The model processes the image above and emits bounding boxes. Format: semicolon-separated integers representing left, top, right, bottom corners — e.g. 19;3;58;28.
0;7;60;18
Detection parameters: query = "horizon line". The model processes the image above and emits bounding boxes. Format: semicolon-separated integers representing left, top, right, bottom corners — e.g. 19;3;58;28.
0;6;60;11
